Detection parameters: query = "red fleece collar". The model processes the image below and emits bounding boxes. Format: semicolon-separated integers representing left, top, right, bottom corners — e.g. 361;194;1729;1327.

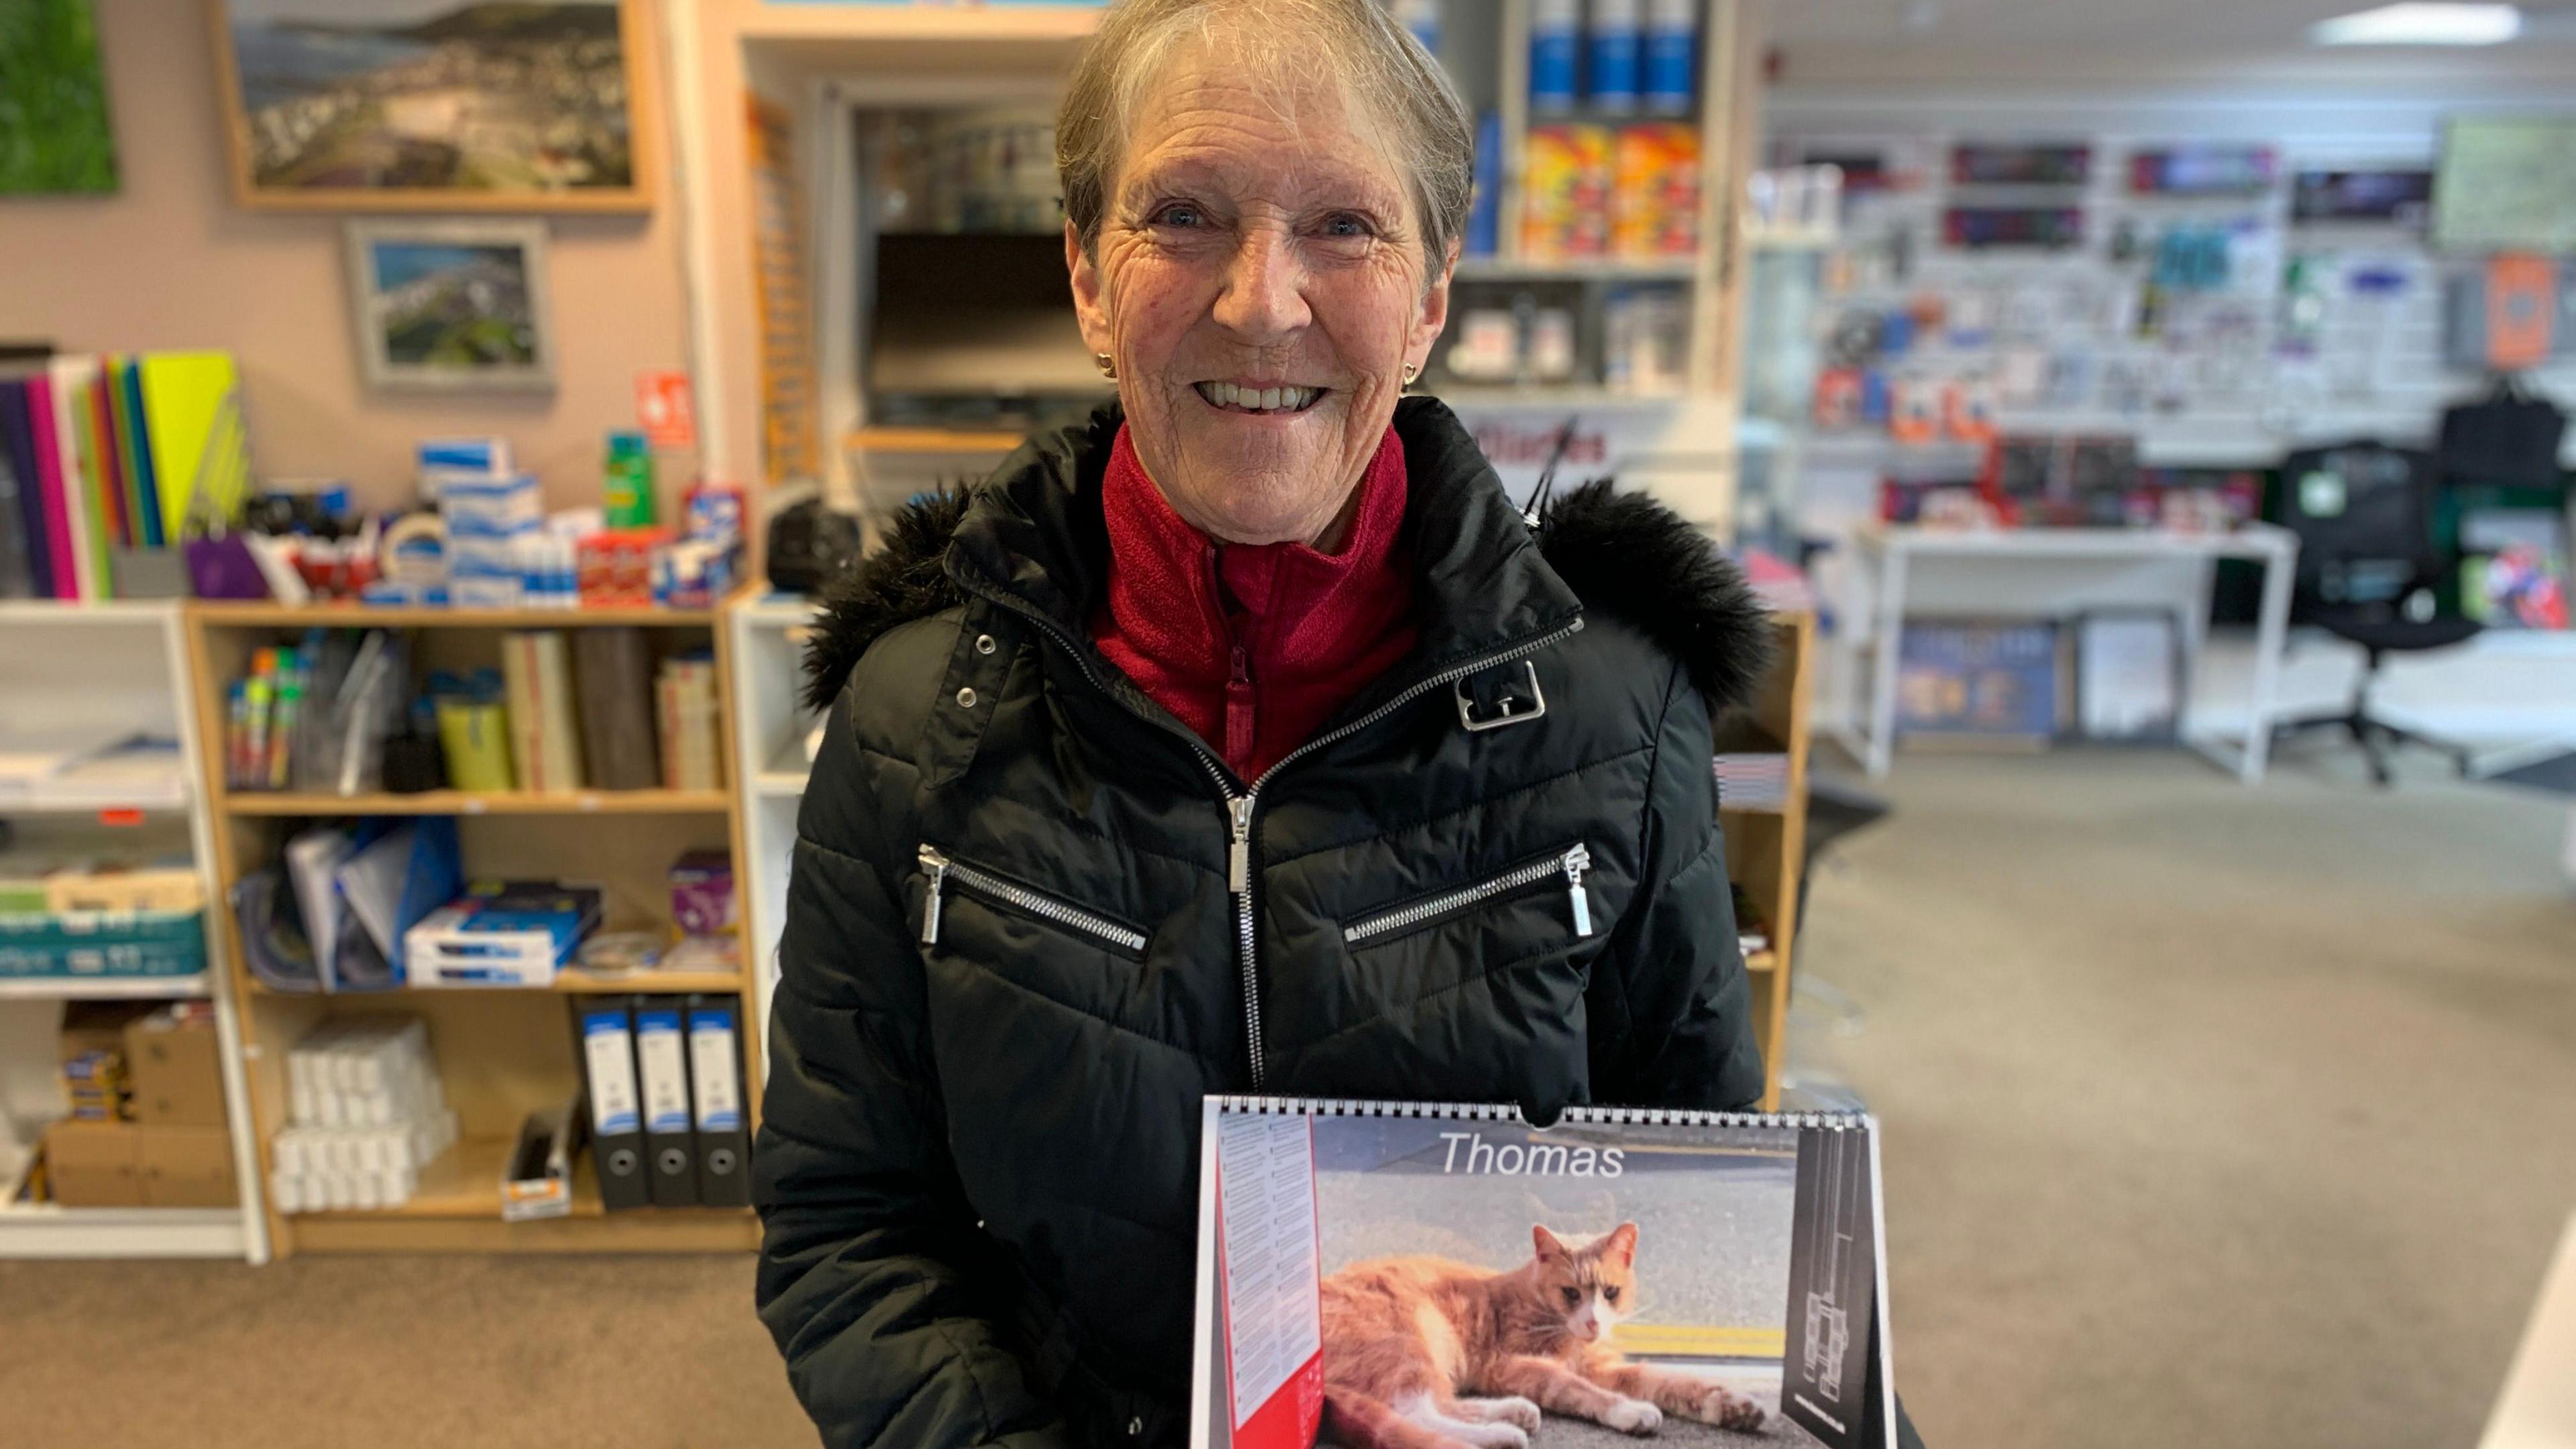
1090;425;1417;780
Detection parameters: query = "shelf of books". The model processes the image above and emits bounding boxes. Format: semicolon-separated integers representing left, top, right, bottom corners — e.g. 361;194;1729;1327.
182;602;761;1256
1720;610;1815;1110
0;602;269;1261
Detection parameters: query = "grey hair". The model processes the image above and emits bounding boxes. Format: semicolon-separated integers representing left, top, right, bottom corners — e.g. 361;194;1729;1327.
1056;0;1475;270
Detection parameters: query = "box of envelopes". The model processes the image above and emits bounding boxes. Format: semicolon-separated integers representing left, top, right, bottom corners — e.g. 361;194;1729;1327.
405;881;602;987
125;1004;226;1127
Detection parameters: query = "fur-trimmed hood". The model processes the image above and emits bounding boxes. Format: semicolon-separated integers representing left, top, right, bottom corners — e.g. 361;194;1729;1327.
805;401;1769;715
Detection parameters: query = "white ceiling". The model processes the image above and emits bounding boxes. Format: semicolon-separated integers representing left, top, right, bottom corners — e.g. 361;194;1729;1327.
1770;0;2576;52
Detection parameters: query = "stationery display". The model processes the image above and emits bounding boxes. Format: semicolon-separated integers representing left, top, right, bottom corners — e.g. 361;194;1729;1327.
222;625;682;796
0;352;250;601
222;632;411;794
572;994;752;1210
655;652;724;790
218;432;741;610
1192;1098;1894;1449
282;818;464;993
1776;126;2576;464
403;880;604;989
266;1015;459;1214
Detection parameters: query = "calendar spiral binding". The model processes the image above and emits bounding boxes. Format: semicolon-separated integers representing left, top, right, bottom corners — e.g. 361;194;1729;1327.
1206;1095;1865;1132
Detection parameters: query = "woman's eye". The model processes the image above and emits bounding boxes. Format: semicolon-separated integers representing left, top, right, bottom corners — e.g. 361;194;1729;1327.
1560;1287;1580;1307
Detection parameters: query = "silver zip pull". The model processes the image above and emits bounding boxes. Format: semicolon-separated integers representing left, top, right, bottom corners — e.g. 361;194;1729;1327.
1563;843;1593;937
918;843;950;946
1227;796;1255;892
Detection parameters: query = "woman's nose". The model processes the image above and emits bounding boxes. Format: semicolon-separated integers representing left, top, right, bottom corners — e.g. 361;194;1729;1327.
1210;228;1310;344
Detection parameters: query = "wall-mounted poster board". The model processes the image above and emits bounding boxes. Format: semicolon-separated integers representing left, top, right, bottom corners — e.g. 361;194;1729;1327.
2433;117;2576;256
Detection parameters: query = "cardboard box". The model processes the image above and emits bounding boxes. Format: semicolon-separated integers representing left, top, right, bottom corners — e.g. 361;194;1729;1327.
60;1001;152;1064
47;864;203;914
43;1120;142;1207
125;1009;226;1128
133;1125;237;1208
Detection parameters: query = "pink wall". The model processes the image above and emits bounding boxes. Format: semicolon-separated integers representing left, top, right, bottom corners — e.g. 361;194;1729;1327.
0;0;692;511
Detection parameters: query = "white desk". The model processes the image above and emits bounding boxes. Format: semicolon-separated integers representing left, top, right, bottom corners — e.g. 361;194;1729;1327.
1833;524;2300;783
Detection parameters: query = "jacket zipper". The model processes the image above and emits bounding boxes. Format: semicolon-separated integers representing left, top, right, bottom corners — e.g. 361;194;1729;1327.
918;844;1150;955
1343;843;1595;948
955;572;1582;1091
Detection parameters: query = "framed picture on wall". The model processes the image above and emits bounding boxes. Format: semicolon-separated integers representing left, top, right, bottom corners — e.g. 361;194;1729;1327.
343;219;555;391
0;0;119;195
208;0;656;212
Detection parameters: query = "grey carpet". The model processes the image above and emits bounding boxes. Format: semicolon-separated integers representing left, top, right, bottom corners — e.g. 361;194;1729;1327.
0;751;2568;1448
1793;749;2576;1449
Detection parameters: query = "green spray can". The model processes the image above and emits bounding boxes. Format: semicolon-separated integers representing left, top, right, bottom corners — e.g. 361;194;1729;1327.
604;429;655;527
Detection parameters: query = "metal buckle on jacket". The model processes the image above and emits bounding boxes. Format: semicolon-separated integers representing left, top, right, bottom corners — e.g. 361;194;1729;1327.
1456;661;1548;733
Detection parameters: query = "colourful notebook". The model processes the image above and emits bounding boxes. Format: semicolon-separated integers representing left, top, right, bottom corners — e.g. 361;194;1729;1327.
118;359;162;548
25;374;77;599
53;358;111;596
0;382;52;598
139;351;244;535
85;360;127;549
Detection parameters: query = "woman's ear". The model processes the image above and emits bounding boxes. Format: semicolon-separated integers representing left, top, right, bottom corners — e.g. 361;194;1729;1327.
1408;236;1460;363
1067;220;1115;358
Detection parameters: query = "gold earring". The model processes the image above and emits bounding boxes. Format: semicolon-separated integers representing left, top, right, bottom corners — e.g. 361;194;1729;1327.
1402;361;1420;385
1095;352;1117;380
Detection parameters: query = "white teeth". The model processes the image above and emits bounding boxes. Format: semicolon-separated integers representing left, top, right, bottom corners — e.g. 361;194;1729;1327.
1199;382;1318;412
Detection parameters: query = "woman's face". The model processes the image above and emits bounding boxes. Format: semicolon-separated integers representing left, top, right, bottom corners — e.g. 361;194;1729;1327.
1068;43;1455;548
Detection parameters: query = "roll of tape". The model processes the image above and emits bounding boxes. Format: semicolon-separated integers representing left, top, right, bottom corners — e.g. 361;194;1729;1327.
380;511;449;585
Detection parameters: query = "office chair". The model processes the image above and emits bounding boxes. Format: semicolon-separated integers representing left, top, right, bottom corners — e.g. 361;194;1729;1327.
2269;441;2481;786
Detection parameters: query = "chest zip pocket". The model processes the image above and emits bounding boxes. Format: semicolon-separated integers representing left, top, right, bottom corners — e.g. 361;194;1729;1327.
1342;843;1594;948
918;844;1149;955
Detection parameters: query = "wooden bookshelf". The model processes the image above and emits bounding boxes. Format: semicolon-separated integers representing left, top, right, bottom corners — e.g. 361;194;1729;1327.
185;602;719;629
221;789;731;817
845;427;1025;455
246;971;745;998
182;605;759;1257
1721;610;1816;1110
289;1138;757;1254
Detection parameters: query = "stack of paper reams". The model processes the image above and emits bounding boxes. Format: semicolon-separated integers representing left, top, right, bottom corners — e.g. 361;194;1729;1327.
268;1016;460;1213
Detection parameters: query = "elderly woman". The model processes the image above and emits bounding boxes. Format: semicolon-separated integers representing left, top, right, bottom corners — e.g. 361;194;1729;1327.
755;1;1780;1445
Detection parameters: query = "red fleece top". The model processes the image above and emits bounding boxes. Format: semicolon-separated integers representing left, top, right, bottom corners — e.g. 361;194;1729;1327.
1091;425;1417;780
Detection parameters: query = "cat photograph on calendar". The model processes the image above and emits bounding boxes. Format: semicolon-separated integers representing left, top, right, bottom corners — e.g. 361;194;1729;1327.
1192;1101;1895;1449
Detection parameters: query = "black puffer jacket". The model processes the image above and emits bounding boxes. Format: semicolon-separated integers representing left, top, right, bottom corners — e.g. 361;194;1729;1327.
757;398;1770;1448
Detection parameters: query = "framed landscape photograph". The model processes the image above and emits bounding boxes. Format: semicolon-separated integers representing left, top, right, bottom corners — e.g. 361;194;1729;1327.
345;219;555;390
210;0;655;212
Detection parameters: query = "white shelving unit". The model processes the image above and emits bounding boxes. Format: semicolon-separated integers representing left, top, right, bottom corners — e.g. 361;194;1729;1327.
724;592;825;1079
0;602;268;1262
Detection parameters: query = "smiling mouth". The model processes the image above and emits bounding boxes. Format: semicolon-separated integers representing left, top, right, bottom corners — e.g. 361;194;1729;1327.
1194;381;1327;415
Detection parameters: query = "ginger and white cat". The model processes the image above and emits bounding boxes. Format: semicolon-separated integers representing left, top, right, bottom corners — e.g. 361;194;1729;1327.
1318;1222;1768;1448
